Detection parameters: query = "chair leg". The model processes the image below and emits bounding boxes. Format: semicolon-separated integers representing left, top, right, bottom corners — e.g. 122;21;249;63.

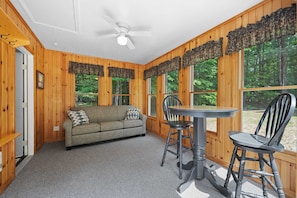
224;145;238;188
176;130;180;159
187;128;193;149
270;153;286;198
235;149;246;198
178;129;183;179
161;128;173;166
258;153;268;197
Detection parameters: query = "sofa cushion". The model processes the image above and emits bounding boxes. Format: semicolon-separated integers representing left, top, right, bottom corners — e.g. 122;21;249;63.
67;110;89;127
122;119;143;128
72;123;100;135
125;108;140;120
71;105;135;122
100;121;123;131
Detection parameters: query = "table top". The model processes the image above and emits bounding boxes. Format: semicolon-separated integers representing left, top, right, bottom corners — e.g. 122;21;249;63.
169;105;238;118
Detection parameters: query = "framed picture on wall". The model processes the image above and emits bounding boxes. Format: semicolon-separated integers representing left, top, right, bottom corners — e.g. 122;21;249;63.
36;70;44;89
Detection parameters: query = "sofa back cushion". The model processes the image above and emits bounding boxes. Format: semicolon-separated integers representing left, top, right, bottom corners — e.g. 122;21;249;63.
71;105;135;123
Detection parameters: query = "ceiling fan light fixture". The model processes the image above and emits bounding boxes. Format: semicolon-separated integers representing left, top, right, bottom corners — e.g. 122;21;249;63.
117;34;128;45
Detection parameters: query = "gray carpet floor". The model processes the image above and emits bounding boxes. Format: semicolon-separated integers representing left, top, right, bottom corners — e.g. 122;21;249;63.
2;131;277;198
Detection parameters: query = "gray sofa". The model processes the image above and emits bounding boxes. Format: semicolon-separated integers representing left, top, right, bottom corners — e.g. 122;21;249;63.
63;105;147;150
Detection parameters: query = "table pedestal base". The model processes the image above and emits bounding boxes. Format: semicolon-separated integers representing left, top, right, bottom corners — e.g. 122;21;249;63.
177;162;197;193
168;106;237;197
177;161;233;197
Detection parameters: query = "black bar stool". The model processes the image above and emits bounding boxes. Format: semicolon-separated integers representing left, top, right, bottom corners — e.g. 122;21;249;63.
160;95;193;179
224;93;296;198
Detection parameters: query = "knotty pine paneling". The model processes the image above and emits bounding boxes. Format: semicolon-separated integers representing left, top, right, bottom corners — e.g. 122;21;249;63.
144;0;296;197
0;39;25;194
0;0;296;196
146;118;159;134
35;42;45;151
0;0;45;193
44;50;63;142
0;0;46;154
0;143;15;193
0;41;17;193
43;49;145;143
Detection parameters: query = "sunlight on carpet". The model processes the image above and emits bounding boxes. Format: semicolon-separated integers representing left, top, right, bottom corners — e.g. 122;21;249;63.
177;181;210;198
175;164;278;198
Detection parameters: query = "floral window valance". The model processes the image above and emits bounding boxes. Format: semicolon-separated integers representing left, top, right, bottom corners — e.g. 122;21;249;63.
143;56;181;79
69;61;104;76
144;66;158;80
182;38;223;68
226;4;296;55
108;67;135;79
157;56;181;76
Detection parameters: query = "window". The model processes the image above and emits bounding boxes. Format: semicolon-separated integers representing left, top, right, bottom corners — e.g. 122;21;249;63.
163;70;179;121
75;74;98;106
112;77;130;105
242;34;297;152
190;58;218;132
164;70;178;98
147;76;157;117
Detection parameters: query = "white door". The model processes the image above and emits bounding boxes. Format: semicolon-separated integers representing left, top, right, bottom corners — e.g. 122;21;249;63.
15;50;28;161
15;47;34;166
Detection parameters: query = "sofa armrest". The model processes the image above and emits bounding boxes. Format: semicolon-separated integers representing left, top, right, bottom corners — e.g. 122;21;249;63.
63;119;73;149
139;113;147;122
139;114;147;135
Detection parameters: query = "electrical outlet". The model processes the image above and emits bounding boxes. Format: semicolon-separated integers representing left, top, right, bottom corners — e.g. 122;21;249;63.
53;126;60;131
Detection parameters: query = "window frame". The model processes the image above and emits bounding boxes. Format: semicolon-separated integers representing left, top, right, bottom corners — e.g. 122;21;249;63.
111;77;131;106
189;59;218;133
147;77;157;117
163;70;179;121
163;70;179;96
240;34;297;152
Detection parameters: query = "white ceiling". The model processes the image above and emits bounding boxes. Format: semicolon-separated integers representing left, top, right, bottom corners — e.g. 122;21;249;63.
11;0;263;65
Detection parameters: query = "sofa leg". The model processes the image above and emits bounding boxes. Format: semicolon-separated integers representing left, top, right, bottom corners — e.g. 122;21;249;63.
66;147;72;150
141;134;146;136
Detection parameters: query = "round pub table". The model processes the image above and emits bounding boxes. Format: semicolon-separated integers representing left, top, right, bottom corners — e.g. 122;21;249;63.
169;105;238;195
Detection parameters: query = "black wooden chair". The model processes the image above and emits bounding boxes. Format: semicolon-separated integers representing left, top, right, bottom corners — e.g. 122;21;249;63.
160;95;193;179
223;93;296;198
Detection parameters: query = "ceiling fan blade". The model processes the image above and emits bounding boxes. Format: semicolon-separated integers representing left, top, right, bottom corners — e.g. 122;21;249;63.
126;37;135;50
102;15;120;32
96;30;117;38
128;30;152;37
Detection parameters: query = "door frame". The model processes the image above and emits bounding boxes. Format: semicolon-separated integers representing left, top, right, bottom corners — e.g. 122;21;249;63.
17;47;34;156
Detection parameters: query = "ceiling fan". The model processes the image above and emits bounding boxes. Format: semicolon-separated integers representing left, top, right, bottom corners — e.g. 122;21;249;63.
101;15;152;50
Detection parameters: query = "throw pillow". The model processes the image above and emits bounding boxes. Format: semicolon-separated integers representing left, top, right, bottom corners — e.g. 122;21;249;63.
125;108;140;120
67;110;89;127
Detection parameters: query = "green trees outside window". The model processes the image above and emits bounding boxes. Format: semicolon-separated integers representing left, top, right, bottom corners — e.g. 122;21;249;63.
163;70;179;119
191;58;218;132
243;34;297;152
191;58;218;106
75;74;98;106
165;70;178;95
148;76;157;116
112;77;130;105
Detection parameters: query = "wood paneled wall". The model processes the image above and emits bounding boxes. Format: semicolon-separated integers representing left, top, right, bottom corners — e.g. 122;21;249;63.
144;0;296;197
43;50;145;143
0;38;17;194
0;0;296;197
0;0;45;193
0;0;145;192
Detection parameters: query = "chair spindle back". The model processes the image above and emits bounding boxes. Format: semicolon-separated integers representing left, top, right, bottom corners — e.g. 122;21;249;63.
254;93;296;146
